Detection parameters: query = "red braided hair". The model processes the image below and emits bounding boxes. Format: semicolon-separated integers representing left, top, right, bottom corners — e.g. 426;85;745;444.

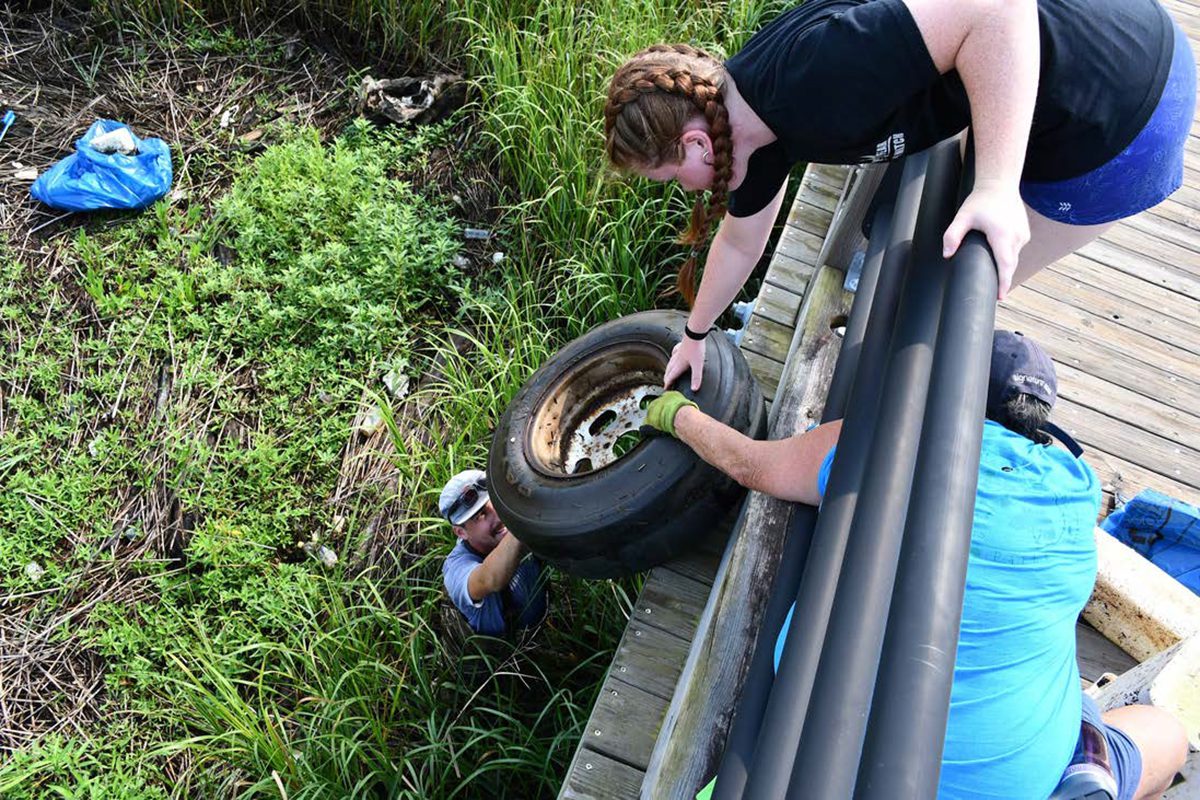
604;44;733;307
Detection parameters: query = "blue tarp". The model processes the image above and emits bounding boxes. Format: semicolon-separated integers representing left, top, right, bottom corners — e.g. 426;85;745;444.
1101;488;1200;596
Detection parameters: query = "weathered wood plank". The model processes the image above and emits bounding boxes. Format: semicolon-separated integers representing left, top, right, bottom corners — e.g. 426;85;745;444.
581;677;669;771
741;349;784;403
1148;636;1200;751
1024;269;1200;357
662;545;724;587
741;314;795;364
1125;207;1200;257
1100;222;1200;275
753;283;804;328
560;748;644;800
641;265;853;799
1055;361;1200;453
1045;252;1200;329
1164;751;1200;800
808;162;853;185
787;199;835;239
1079;236;1200;302
1077;619;1138;684
633;569;712;641
1092;633;1200;755
611;618;692;700
803;164;851;199
1078;439;1200;510
765;251;816;294
1083;529;1200;662
994;304;1198;412
1053;398;1200;490
1092;640;1189;709
1146;201;1200;237
1005;288;1200;384
1158;0;1199;25
794;177;843;215
775;223;825;267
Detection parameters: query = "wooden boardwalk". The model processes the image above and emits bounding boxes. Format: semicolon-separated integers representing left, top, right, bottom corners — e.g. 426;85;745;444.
558;161;845;800
1020;0;1200;512
560;6;1200;793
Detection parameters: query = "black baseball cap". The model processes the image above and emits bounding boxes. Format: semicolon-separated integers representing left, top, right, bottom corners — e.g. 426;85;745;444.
988;330;1057;414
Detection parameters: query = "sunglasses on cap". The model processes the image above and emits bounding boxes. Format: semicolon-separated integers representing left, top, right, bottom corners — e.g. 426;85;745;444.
446;478;488;524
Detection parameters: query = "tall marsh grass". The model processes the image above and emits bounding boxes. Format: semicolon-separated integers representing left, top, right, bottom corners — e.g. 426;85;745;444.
7;1;792;796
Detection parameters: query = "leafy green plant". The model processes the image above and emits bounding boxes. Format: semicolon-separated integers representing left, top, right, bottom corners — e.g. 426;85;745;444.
4;2;790;795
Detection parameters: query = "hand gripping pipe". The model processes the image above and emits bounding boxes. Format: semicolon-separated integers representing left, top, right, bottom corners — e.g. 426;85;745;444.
854;176;999;800
781;136;964;800
739;150;933;800
709;164;901;800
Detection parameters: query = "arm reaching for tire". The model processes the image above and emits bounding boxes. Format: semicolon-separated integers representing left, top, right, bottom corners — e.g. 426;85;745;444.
672;405;843;507
665;180;789;390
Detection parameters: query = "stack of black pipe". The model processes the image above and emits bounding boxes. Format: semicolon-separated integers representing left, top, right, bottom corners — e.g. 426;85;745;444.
710;136;1000;800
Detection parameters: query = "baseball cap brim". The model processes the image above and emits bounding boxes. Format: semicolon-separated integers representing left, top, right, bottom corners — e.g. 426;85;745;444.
449;491;489;526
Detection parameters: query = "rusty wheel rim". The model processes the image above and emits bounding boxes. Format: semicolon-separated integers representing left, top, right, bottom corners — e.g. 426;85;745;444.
526;343;666;478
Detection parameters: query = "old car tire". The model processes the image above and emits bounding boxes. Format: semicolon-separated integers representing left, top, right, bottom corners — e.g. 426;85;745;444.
487;310;766;579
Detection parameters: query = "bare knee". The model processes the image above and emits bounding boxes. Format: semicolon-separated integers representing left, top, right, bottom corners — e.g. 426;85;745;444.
1102;704;1188;799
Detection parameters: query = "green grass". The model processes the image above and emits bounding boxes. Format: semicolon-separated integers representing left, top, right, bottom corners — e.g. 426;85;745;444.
3;2;788;796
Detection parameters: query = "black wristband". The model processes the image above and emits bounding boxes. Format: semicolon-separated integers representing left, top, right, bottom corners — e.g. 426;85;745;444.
684;324;708;341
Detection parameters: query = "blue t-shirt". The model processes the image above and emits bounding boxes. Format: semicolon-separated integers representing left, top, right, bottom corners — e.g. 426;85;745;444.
774;421;1101;799
442;541;547;636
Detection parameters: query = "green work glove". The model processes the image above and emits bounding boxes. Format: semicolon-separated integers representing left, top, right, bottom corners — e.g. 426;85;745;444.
641;390;698;438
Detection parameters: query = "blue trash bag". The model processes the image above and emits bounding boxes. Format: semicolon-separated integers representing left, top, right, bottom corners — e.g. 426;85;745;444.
30;119;173;212
1101;488;1200;595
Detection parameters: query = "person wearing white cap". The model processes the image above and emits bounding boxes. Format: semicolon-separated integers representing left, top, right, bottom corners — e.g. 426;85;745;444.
439;469;547;636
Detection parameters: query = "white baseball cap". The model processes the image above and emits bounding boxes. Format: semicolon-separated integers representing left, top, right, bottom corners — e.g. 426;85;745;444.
438;469;489;525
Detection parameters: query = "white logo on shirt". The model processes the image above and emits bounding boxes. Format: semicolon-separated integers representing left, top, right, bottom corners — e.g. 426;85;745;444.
862;133;906;163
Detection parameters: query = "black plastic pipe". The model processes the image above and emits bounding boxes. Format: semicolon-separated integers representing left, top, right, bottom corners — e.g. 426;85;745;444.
740;151;932;800
709;165;903;800
822;164;903;417
854;197;999;800
782;138;963;800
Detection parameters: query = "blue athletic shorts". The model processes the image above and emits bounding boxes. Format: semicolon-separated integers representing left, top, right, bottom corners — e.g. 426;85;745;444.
1021;23;1196;225
1080;693;1144;800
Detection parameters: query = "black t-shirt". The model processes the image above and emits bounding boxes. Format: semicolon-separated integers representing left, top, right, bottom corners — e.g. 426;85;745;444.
725;0;1175;217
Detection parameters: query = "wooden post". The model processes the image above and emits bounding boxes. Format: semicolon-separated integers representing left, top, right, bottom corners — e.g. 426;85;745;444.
814;164;886;273
639;265;852;799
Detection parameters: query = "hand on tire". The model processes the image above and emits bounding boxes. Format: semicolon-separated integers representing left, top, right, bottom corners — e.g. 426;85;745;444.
640;391;698;439
664;335;706;391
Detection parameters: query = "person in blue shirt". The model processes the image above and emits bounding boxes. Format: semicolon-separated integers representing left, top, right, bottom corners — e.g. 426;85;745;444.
643;331;1187;800
439;469;547;637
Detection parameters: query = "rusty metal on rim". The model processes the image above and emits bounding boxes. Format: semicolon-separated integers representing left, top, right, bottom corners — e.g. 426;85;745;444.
526;343;666;477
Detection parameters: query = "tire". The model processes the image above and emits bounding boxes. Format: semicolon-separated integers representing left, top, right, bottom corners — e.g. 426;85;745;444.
488;309;766;579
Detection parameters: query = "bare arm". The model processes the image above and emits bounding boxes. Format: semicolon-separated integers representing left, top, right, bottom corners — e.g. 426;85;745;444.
692;181;788;329
467;534;526;602
903;0;1039;297
665;179;790;390
673;406;843;506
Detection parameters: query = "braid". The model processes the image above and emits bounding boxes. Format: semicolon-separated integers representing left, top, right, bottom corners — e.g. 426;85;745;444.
604;44;732;307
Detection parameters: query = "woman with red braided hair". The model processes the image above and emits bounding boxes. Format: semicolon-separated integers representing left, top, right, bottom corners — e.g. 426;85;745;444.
605;0;1194;391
